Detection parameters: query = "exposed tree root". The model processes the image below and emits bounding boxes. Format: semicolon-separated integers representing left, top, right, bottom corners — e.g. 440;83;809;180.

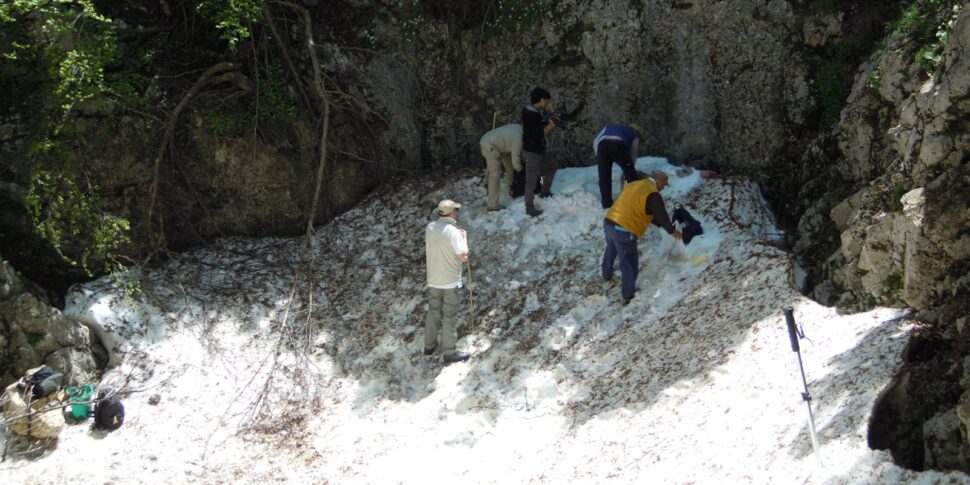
146;62;248;247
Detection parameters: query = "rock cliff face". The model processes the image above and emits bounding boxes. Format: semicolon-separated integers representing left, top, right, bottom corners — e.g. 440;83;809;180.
0;259;103;388
373;0;813;174
791;3;969;472
805;7;969;317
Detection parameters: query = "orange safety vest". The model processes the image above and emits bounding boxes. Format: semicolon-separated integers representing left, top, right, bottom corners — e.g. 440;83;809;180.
605;179;657;238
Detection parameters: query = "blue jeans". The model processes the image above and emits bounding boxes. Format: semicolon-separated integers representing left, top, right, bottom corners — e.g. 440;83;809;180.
602;219;639;300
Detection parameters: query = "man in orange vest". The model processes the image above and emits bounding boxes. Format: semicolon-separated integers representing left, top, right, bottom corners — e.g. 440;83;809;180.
603;171;682;304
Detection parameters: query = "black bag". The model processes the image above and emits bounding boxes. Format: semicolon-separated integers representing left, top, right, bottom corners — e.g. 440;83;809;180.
93;388;125;431
17;366;63;399
510;169;542;198
671;204;704;245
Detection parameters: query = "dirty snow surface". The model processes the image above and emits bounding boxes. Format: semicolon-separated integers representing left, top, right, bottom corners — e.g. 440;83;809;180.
4;158;968;484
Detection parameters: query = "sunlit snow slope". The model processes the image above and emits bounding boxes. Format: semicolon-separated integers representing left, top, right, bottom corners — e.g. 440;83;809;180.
5;158;966;484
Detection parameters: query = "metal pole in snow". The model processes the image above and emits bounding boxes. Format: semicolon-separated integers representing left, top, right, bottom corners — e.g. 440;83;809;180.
784;307;823;468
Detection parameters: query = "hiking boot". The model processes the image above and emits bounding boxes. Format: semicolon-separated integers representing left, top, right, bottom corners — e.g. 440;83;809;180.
443;351;470;364
622;298;632;306
526;206;543;217
423;342;438;356
539;192;553;199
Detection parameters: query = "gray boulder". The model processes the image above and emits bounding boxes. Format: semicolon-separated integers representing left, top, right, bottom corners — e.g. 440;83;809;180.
0;258;101;388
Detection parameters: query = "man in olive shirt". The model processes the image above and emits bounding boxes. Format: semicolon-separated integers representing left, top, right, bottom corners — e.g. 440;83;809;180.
479;123;523;212
602;171;683;304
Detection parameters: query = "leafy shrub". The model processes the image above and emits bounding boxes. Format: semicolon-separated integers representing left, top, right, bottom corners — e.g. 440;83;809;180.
195;0;266;50
888;0;963;73
816;55;847;126
24;169;132;277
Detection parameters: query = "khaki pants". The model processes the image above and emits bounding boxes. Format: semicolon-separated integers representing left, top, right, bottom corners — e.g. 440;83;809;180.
425;287;461;355
481;145;516;210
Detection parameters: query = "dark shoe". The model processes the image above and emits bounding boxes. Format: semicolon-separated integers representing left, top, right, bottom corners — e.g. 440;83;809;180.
443;351;470;364
539;192;553;199
526;207;543;217
423;342;438;355
603;274;613;282
487;205;504;212
622;298;632;306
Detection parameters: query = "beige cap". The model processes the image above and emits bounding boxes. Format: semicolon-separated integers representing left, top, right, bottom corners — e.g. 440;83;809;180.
437;199;461;215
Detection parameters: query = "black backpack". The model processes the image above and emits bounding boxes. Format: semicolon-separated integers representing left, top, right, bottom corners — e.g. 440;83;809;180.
93;388;125;431
671;204;704;245
17;366;63;399
510;170;543;198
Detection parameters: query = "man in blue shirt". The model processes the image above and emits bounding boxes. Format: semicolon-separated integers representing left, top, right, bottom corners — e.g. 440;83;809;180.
593;123;643;209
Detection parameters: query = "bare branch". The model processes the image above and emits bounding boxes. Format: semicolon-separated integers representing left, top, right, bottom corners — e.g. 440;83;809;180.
146;61;243;245
262;6;314;114
277;2;332;243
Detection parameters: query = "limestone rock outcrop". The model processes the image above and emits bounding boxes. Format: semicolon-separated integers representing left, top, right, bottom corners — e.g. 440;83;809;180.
804;6;969;316
0;259;102;387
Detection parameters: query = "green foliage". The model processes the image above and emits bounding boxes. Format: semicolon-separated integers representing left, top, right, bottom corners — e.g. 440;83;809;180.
202;61;297;137
105;48;157;101
484;0;545;38
886;272;904;292
893;184;907;209
2;0;119;129
397;0;424;43
813;17;883;127
359;27;380;49
816;54;847;126
26;332;45;346
202;107;244;137
195;0;266;50
1;1;134;281
814;0;837;12
24;170;132;277
253;62;297;127
888;0;963;73
866;68;882;92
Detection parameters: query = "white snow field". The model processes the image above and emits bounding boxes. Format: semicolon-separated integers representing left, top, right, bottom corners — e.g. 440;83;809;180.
3;158;969;484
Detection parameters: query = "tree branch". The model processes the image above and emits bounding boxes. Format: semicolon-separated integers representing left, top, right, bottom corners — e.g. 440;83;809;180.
278;2;332;244
262;6;314;114
147;61;242;245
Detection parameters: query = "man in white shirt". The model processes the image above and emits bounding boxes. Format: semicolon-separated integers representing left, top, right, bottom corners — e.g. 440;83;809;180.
424;199;471;364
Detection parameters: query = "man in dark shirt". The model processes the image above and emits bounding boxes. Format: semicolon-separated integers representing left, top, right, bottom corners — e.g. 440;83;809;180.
593;123;643;209
521;87;558;217
602;171;682;304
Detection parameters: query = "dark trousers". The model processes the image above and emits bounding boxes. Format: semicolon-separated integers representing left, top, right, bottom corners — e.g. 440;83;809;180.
523;150;557;210
602;219;639;300
596;139;639;209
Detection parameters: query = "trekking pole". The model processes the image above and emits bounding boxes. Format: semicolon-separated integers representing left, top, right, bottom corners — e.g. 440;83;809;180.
466;261;475;327
784;307;823;468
